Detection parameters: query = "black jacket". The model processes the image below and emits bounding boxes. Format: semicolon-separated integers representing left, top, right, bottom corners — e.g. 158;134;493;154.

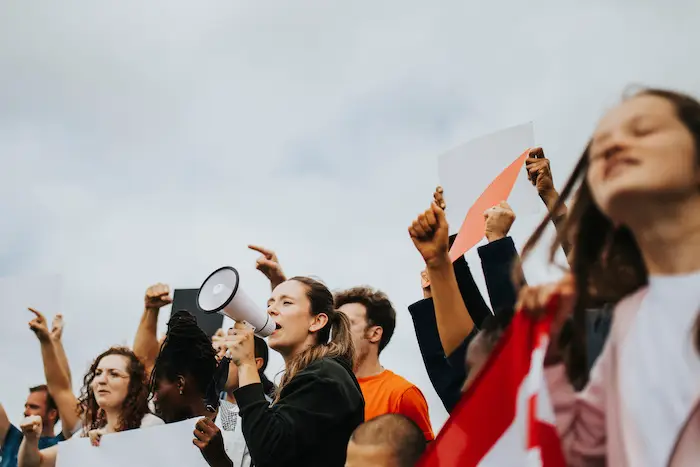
408;237;519;413
234;356;364;467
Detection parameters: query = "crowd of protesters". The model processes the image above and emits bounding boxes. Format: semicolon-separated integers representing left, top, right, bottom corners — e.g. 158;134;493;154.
1;87;699;466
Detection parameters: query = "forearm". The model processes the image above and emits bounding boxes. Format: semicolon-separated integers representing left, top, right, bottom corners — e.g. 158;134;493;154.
426;254;475;356
18;438;42;467
133;308;160;376
40;340;71;395
541;191;572;259
237;363;262;388
52;338;72;386
40;340;79;436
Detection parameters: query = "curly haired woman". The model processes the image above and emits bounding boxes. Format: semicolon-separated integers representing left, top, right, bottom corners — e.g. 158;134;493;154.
18;347;163;467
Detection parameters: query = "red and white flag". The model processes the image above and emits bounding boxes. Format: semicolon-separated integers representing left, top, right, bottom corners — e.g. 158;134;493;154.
419;306;566;467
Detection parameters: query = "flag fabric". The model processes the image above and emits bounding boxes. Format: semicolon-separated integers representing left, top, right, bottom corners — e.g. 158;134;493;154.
448;149;530;262
418;304;566;467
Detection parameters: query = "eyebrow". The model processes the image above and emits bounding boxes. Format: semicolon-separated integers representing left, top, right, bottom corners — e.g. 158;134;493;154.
267;295;294;305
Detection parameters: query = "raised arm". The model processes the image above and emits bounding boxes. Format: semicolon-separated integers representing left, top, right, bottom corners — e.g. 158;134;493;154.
28;308;79;439
49;315;72;387
248;245;287;291
408;188;474;356
525;148;572;259
133;284;172;378
18;416;57;467
478;201;523;312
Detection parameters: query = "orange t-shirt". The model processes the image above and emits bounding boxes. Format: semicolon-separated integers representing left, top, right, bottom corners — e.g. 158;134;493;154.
357;369;434;441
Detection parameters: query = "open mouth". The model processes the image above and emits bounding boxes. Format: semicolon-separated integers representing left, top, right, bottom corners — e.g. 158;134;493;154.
275;323;282;330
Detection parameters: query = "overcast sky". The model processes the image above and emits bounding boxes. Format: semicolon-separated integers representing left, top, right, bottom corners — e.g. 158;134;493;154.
2;0;700;431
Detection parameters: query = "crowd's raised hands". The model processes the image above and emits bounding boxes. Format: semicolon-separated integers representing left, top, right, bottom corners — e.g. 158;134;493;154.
483;201;516;243
28;308;51;343
248;245;287;290
409;188;450;267
20;415;43;441
144;283;173;311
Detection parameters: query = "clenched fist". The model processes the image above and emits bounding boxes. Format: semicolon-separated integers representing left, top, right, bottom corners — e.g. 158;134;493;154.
20;415;43;441
145;283;173;311
193;417;232;467
525;148;555;197
248;245;287;289
409;187;450;268
483;201;516;242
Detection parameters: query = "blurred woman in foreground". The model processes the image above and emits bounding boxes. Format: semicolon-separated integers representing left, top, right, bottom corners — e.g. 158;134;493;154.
522;88;700;466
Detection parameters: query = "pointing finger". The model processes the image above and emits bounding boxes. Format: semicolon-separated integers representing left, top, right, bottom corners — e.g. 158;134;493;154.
248;245;274;258
28;308;44;320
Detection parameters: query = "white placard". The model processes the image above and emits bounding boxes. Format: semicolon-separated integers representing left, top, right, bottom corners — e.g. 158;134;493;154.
57;419;209;467
438;122;538;235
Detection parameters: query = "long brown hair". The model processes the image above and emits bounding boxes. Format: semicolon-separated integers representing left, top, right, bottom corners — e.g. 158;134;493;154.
77;346;151;432
522;88;700;387
275;277;355;402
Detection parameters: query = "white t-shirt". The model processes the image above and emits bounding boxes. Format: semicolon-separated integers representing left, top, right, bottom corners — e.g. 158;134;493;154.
620;270;700;467
215;400;251;467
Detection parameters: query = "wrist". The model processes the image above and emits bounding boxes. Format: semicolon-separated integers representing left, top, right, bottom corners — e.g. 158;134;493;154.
425;252;450;270
485;232;505;243
145;306;160;314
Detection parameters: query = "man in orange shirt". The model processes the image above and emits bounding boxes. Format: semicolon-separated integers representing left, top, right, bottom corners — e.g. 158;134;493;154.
335;287;434;441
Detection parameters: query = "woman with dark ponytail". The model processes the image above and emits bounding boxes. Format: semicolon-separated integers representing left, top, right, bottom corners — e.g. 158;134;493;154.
223;276;364;467
520;88;700;466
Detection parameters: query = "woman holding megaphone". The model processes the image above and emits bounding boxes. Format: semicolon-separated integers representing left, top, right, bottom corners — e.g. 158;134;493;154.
222;275;364;467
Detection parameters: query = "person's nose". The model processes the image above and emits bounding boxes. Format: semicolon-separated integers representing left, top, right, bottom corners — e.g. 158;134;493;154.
267;306;279;317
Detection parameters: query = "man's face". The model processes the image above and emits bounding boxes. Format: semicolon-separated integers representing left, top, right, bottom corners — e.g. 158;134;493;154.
24;390;56;427
338;303;372;362
461;333;491;392
345;440;397;467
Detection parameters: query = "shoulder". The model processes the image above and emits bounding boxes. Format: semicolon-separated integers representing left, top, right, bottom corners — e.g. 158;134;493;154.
139;413;165;428
302;357;355;381
2;423;22;452
285;357;361;398
381;370;421;395
610;286;649;339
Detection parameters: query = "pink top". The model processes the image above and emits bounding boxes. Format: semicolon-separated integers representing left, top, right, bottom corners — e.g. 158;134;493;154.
546;287;700;466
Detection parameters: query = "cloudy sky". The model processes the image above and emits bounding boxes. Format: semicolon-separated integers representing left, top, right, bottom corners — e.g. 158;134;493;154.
2;0;700;431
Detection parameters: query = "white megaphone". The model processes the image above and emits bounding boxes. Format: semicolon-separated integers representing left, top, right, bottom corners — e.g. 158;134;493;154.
197;266;276;337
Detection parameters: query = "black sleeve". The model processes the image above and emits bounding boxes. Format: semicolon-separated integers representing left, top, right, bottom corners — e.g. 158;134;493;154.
453;255;492;329
234;367;355;466
408;298;461;412
477;236;523;313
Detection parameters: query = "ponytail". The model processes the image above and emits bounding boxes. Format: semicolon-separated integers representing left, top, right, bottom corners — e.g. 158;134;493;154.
274;277;356;402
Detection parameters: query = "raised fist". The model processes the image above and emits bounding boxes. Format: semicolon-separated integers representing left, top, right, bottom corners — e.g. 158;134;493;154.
28;308;51;342
20;415;42;440
484;201;516;242
409;187;450;268
145;283;173;311
248;245;287;289
525;148;555;196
